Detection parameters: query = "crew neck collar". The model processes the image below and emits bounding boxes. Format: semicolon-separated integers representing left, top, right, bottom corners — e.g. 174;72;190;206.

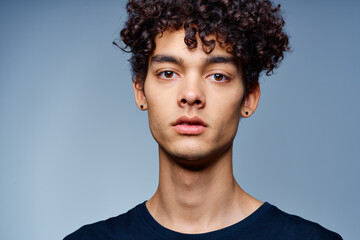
136;201;273;240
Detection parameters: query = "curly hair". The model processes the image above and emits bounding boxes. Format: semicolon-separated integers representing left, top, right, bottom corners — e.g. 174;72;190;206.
117;0;289;94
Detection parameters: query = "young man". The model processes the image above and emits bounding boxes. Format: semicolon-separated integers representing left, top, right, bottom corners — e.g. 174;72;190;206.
65;0;342;239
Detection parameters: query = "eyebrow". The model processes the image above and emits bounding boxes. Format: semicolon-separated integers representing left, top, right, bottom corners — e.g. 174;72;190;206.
150;54;239;69
204;56;239;68
150;55;184;66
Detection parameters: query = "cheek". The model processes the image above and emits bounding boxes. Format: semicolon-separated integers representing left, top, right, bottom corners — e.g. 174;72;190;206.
213;93;243;137
145;90;173;142
146;98;162;131
146;106;165;146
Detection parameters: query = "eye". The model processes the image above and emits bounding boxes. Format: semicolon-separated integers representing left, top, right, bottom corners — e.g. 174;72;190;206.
158;71;179;79
208;73;229;82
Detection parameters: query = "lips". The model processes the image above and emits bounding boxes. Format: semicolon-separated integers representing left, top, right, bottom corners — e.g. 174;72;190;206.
172;116;207;135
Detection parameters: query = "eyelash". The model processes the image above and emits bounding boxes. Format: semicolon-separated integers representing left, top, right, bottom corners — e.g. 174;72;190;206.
157;71;179;79
156;70;231;82
207;73;230;82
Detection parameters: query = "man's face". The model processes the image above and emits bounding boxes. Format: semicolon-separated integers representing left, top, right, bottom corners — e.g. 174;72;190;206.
139;29;246;163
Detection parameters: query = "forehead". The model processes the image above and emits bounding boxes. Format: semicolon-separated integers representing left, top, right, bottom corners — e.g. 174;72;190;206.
152;29;234;60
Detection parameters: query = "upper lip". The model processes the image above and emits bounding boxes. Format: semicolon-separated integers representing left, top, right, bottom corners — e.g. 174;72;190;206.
172;116;207;127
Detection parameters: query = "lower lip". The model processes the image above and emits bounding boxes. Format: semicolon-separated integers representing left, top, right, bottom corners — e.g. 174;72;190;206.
173;125;206;135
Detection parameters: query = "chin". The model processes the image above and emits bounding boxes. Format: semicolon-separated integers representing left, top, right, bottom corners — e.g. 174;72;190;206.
173;141;211;156
163;143;228;170
174;151;210;162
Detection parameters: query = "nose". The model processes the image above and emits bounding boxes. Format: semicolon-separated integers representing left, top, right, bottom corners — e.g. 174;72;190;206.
177;77;205;109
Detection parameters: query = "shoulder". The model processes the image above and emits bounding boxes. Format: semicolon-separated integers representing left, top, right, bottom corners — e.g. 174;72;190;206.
63;203;142;240
262;203;342;240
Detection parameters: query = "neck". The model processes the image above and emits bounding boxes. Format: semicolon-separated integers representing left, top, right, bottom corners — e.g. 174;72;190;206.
146;144;262;234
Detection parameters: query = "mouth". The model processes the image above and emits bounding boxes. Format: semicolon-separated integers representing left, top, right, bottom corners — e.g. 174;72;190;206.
172;116;207;135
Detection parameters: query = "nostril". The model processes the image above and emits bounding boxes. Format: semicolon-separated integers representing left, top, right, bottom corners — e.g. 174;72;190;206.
195;100;201;105
181;99;187;104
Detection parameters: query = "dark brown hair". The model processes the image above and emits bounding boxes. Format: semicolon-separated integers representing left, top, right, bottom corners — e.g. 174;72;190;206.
117;0;289;93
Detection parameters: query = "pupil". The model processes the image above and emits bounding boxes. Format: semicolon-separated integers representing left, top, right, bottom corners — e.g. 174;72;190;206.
165;71;173;78
215;74;222;80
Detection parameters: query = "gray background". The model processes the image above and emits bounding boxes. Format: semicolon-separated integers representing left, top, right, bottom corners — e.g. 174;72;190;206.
0;0;359;239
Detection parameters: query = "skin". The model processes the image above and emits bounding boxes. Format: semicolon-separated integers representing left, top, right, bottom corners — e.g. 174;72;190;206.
133;29;262;234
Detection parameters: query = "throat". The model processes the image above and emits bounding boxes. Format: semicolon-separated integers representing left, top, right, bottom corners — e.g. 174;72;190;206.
146;179;257;234
146;142;262;233
147;163;241;233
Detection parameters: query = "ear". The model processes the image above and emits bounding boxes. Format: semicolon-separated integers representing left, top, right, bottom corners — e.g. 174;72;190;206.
133;79;147;110
241;83;261;118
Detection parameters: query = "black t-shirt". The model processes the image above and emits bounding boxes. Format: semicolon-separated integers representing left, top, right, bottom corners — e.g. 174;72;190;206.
64;202;342;240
